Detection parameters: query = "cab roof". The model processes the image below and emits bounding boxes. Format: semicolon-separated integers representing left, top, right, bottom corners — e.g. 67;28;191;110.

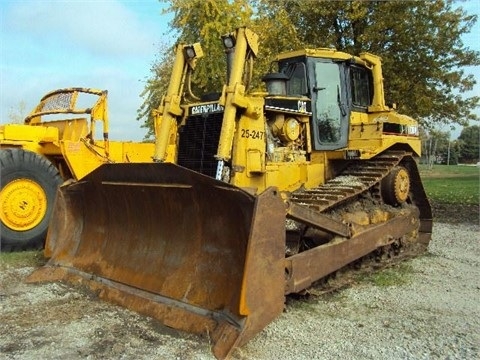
277;49;382;68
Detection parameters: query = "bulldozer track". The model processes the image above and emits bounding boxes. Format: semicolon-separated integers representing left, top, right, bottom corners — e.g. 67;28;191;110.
290;150;408;212
288;150;432;238
301;224;432;300
283;150;432;297
292;240;422;299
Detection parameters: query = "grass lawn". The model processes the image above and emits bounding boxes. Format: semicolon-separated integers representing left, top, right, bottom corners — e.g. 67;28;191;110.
0;250;45;270
419;164;479;205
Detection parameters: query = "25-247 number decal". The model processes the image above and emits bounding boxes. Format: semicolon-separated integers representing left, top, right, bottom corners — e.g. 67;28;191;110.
241;129;264;140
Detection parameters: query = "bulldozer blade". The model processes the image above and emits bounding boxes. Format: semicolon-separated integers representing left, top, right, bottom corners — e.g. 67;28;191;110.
28;163;287;359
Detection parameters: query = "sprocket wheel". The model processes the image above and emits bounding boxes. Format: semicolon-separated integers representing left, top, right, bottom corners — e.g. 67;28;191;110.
381;165;410;206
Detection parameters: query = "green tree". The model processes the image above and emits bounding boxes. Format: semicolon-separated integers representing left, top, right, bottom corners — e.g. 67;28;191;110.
421;128;453;166
457;125;480;163
167;0;254;90
259;0;479;128
138;0;479;135
434;131;458;165
137;0;254;139
137;42;174;139
445;140;460;165
249;0;302;82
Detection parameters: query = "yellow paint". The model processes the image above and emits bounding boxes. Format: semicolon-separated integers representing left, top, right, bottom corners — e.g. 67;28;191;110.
0;178;47;231
1;88;155;181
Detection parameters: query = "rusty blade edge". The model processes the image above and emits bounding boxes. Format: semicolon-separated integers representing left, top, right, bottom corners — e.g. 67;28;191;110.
51;264;245;329
100;181;193;188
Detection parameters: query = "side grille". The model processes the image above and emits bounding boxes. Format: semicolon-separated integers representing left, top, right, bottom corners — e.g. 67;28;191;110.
177;112;224;178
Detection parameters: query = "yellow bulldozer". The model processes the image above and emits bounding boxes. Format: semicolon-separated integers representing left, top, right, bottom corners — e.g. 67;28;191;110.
0;88;154;251
30;28;432;358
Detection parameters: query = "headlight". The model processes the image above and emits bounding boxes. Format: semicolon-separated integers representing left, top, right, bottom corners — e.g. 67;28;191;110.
222;34;236;49
184;46;196;59
406;125;418;136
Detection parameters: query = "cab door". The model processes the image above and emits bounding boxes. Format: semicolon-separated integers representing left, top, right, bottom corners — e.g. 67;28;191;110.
309;60;349;150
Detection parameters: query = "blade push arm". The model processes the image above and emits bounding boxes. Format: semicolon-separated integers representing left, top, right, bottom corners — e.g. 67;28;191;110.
153;43;203;162
215;27;259;179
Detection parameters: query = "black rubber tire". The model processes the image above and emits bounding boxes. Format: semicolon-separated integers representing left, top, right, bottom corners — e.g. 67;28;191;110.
0;149;63;251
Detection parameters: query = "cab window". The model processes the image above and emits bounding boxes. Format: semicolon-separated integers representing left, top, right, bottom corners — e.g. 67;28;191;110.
350;66;372;109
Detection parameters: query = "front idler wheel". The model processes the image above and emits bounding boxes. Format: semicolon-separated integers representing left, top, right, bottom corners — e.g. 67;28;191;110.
381;166;410;206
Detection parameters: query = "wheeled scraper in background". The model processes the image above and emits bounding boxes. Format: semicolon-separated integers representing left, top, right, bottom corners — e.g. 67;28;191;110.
0;88;155;251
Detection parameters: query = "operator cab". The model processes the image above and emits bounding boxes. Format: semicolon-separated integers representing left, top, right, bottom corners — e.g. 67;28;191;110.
269;51;375;151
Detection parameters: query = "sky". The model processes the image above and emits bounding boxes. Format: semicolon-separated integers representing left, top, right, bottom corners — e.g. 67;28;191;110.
0;0;479;141
0;0;173;141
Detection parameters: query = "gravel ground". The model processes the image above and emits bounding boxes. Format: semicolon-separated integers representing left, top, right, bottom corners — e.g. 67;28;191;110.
0;217;479;359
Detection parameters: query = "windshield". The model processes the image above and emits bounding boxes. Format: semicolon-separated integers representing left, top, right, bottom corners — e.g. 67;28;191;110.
309;60;349;150
284;62;308;96
313;62;343;143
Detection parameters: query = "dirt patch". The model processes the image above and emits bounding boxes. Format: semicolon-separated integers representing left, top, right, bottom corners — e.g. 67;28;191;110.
431;201;479;224
0;273;208;359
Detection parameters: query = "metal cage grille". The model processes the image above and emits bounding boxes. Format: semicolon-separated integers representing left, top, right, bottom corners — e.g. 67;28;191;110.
38;92;73;112
177;112;223;178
